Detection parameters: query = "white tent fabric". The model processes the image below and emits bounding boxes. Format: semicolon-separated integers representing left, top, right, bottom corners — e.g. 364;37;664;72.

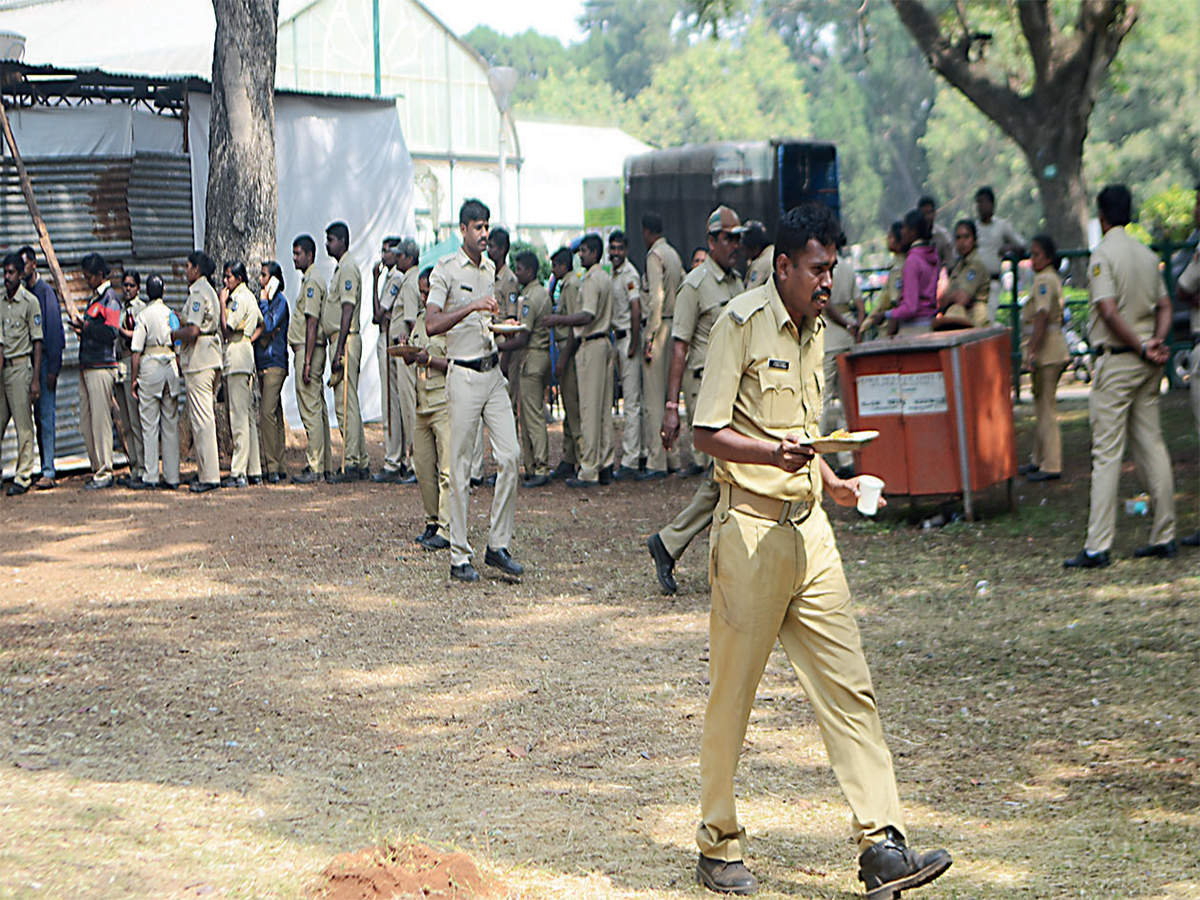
187;91;415;427
4;105;185;156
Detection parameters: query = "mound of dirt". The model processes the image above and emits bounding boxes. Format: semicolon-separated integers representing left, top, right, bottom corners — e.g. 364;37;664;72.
315;842;507;900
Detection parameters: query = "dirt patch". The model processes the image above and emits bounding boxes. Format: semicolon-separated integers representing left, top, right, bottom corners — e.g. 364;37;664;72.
316;842;507;899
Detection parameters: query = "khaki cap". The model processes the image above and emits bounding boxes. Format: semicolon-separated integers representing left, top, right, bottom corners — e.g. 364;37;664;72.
707;205;746;234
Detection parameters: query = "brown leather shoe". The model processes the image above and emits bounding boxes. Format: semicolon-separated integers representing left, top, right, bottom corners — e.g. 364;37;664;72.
696;855;757;895
858;828;951;900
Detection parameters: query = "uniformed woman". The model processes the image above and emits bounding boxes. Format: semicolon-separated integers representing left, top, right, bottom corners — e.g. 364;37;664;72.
173;251;223;492
1020;234;1071;481
221;261;264;487
938;219;991;329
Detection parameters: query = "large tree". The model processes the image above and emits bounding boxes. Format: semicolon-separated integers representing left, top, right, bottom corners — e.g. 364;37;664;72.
206;0;279;269
891;0;1137;250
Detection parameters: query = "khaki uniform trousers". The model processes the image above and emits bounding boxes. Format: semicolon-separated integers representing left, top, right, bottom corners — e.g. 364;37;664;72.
413;404;451;537
699;496;904;861
446;364;520;566
559;355;581;467
821;351;853;469
79;366;118;482
378;338;415;472
115;358;144;479
185;367;221;485
331;332;367;470
292;344;333;475
226;372;262;479
257;366;287;475
519;348;551;477
1030;362;1067;474
138;356;180;485
682;367;709;470
1085;353;1175;553
575;337;614;482
642;319;679;472
0;356;37;487
659;469;719;560
613;333;643;469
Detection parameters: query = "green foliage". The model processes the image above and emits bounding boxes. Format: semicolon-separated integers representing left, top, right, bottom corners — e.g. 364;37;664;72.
1138;186;1197;243
512;65;634;130
510;239;552;282
464;26;572;105
577;0;680;98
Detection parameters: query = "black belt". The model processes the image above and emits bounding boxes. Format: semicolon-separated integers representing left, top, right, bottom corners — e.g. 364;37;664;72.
2;354;30;367
452;352;499;372
582;332;608;343
1096;345;1136;356
612;328;628;340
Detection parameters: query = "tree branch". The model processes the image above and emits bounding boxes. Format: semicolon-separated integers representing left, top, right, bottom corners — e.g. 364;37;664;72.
1018;0;1055;86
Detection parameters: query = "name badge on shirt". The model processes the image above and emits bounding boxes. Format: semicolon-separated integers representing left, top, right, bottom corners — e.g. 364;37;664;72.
768;358;790;370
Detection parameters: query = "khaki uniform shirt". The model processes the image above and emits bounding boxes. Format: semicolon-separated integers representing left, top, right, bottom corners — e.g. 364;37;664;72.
288;265;325;348
554;271;583;345
1021;269;1071;366
324;257;362;339
672;256;740;371
409;311;448;413
518;281;552;353
427;248;497;360
2;284;43;357
379;266;405;342
182;277;222;373
744;244;773;291
117;296;146;360
823;253;862;353
495;264;520;320
610;258;640;332
976;216;1024;276
643;236;684;337
1088;226;1164;348
947;248;990;308
577;264;613;339
1176;247;1200;334
224;282;262;375
393;266;422;343
694;276;824;503
131;298;175;357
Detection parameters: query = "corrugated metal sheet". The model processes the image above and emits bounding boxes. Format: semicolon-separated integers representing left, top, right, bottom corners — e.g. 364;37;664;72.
128;154;194;258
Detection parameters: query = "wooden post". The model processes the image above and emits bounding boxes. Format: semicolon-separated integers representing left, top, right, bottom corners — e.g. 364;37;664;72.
0;100;80;321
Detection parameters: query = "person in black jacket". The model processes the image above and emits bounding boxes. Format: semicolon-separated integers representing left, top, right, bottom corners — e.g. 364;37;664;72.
72;253;122;489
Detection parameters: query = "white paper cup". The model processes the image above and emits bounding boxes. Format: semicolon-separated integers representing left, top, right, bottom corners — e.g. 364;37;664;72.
856;475;885;516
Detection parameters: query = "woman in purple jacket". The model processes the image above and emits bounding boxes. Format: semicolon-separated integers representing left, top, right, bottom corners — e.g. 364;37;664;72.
885;209;941;335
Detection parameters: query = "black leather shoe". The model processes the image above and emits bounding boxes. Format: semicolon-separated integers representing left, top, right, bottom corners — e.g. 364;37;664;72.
415;524;438;544
679;463;706;479
357;466;371;480
160;482;179;490
636;469;668;481
450;562;479;582
5;482;29;496
422;533;450;551
323;471;336;484
128;479;157;491
522;474;550;488
1018;462;1039;475
220;475;248;488
857;828;951;900
696;855;757;895
469;476;483;487
331;469;358;484
372;468;400;483
189;481;219;493
397;469;418;484
293;469;321;484
647;533;677;595
612;465;638;481
484;546;524;576
549;461;575;480
116;474;131;487
248;475;263;485
598;466;613;485
1026;470;1060;482
1182;530;1200;547
266;472;282;484
1064;549;1109;569
1134;539;1177;559
565;477;597;488
482;472;497;487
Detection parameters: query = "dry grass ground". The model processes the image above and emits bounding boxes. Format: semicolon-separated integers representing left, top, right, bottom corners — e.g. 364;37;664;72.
1;391;1197;899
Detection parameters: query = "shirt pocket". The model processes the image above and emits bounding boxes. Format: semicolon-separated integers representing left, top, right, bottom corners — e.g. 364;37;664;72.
756;363;800;428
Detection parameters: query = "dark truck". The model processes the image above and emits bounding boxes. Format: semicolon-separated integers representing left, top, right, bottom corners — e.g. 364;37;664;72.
622;139;840;270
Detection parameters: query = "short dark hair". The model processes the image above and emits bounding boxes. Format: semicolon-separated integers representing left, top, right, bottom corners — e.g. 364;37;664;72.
550;247;573;267
325;221;350;247
262;260;285;291
18;245;36;265
224;260;249;283
918;195;937;210
187;250;216;277
488;226;510;253
1097;184;1132;226
3;252;23;271
81;252;109;277
580;233;604;257
742;220;768;253
123;269;141;286
418;265;433;282
1030;233;1058;266
514;250;539;275
146;274;165;300
774;203;841;261
396;238;419;264
903;208;932;242
889;220;903;244
691;245;706;259
953;219;977;240
383;235;403;248
974;186;995;204
641;212;663;235
608;229;626;247
293;234;317;257
459;198;490;226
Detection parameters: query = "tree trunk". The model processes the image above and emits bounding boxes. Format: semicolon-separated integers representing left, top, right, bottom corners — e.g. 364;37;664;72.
206;0;279;269
1024;138;1090;252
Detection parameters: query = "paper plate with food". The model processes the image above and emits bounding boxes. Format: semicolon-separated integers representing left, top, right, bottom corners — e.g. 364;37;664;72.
799;429;880;453
489;320;529;335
